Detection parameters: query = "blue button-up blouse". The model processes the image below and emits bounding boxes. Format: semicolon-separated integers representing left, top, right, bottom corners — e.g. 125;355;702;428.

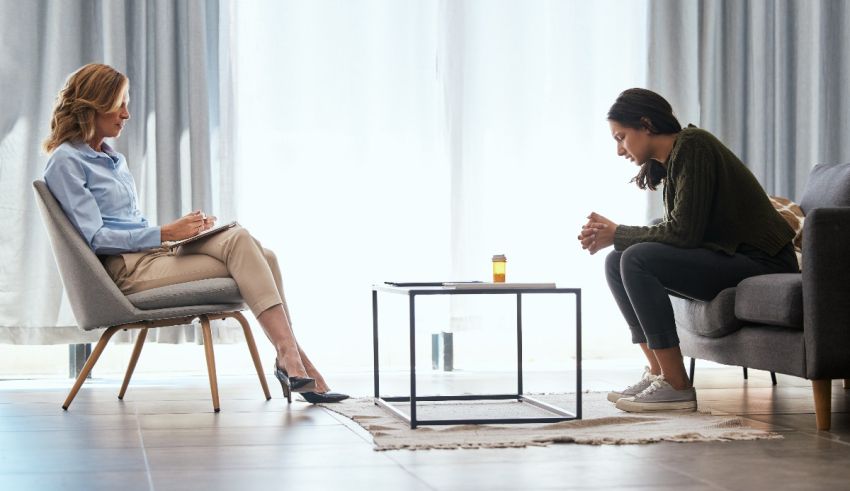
44;140;161;255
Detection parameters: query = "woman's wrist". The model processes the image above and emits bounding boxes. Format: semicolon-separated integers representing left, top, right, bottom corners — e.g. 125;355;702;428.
160;224;173;242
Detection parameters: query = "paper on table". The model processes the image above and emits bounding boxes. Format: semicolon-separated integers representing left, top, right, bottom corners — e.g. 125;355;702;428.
384;281;483;287
443;282;557;289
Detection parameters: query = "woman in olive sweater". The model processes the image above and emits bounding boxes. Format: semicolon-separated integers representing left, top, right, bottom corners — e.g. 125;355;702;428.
579;88;797;412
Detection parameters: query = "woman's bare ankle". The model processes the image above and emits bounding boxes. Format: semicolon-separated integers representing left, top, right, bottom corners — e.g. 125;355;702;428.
277;352;307;378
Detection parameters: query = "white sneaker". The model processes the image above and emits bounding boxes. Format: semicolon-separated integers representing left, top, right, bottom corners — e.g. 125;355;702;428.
606;367;659;403
615;376;697;413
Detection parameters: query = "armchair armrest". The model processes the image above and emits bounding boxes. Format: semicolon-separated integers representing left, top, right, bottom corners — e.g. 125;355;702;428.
802;207;850;379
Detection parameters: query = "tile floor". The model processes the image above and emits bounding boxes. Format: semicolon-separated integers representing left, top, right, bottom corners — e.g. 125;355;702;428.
1;364;849;490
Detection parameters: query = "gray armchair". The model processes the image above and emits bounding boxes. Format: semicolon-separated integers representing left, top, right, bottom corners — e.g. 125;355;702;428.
671;163;850;430
33;181;272;411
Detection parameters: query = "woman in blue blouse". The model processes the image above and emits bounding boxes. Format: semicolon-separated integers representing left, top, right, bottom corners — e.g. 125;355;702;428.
43;63;347;404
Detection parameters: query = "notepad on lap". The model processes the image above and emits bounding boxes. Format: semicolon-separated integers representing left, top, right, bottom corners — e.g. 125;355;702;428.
168;221;238;248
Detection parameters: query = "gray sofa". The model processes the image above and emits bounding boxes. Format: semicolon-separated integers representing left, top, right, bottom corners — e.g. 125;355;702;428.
671;162;850;431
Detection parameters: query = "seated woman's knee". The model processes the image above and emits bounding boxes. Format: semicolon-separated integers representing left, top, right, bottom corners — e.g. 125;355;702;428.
229;225;253;242
619;242;668;273
218;225;256;254
605;249;623;276
263;248;278;267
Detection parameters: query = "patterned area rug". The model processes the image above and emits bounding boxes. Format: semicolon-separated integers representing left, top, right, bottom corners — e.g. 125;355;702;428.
321;392;781;450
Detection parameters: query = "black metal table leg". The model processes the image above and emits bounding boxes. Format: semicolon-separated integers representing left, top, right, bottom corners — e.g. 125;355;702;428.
409;294;417;429
372;290;379;399
575;290;582;419
516;293;523;396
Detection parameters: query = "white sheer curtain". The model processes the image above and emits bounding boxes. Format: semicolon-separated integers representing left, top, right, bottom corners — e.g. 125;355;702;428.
0;0;238;346
234;1;452;372
441;1;649;369
234;0;648;371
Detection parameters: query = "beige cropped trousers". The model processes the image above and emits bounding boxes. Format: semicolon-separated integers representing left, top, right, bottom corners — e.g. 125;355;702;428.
103;226;290;318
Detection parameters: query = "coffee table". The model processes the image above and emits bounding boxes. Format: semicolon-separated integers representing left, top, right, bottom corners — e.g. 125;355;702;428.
372;283;582;428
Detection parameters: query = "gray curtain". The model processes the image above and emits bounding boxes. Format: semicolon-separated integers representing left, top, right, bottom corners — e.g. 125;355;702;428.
0;0;238;343
647;0;850;201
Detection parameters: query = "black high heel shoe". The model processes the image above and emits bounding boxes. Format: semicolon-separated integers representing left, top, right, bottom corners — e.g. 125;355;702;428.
300;391;350;404
273;359;316;404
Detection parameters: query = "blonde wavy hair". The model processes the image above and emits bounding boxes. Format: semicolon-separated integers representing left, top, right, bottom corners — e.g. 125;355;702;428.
43;63;128;153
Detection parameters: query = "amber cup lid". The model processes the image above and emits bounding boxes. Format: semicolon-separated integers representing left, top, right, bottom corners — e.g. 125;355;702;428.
492;254;507;262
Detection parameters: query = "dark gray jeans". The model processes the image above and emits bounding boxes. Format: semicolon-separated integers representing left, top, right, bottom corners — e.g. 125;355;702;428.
605;242;798;349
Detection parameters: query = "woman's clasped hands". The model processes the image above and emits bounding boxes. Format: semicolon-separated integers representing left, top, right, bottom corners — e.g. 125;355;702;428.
577;211;617;255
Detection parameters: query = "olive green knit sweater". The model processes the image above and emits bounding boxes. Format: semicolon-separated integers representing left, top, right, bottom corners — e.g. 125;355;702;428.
613;128;794;256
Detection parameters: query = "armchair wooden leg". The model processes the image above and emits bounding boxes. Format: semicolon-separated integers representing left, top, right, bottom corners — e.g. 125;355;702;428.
812;379;832;431
200;316;221;412
118;328;148;400
844;379;849;389
232;312;271;400
63;326;121;410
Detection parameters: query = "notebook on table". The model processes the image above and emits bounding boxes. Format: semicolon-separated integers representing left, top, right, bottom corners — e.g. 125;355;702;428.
383;281;483;287
382;281;556;289
443;282;557;289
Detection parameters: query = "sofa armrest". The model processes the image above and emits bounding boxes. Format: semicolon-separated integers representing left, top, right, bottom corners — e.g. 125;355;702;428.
802;207;850;379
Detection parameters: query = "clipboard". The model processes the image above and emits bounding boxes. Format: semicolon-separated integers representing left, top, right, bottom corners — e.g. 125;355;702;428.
168;221;238;248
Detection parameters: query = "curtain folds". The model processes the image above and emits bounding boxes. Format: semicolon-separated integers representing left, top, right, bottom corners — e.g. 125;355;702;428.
648;0;850;199
0;0;238;344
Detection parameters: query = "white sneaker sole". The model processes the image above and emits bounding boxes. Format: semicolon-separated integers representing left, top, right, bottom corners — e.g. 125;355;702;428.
615;398;697;413
607;392;626;403
607;384;655;403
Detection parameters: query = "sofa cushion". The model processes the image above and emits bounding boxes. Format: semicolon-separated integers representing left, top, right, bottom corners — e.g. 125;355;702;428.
735;273;803;329
799;162;850;214
126;278;242;310
670;287;743;338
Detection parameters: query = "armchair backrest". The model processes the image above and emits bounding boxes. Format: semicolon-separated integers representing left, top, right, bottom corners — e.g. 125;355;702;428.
799;163;850;215
32;180;137;330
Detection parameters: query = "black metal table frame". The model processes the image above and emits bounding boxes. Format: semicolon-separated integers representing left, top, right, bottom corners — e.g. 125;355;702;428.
372;285;582;429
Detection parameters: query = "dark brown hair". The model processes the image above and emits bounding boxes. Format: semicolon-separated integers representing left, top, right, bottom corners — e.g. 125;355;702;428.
607;88;682;190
